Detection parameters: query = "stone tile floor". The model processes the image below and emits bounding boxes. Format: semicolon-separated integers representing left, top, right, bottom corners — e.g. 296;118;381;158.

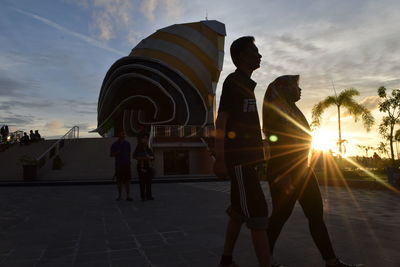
0;182;398;267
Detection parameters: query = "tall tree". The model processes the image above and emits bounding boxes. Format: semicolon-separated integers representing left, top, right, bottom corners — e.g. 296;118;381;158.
356;144;374;157
376;142;389;158
312;88;374;155
378;86;400;165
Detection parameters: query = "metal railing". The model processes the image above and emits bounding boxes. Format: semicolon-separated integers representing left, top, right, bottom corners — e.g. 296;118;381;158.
36;126;79;169
151;125;214;139
150;125;216;160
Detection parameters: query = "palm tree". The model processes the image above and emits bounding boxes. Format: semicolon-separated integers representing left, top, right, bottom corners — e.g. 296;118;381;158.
338;139;348;154
356;144;374;157
377;142;389;158
312;88;374;155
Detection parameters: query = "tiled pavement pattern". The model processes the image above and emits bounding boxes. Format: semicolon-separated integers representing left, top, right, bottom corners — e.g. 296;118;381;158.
187;182;400;227
0;183;398;267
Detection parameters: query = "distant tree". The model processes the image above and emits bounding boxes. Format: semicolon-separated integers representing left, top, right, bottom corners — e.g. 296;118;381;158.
395;129;400;160
395;129;400;141
377;86;400;165
312;88;374;155
339;139;348;154
356;144;374;157
376;142;389;158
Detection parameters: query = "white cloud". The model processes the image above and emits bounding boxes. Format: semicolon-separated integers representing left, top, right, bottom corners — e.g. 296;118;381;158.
139;0;183;22
164;0;183;19
45;120;64;130
70;0;182;44
41;120;68;137
127;30;144;46
140;0;158;21
360;96;380;111
91;0;133;41
12;7;125;56
93;14;114;40
340;95;380;119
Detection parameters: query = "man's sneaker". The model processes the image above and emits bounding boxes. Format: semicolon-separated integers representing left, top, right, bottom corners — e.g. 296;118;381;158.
326;259;363;267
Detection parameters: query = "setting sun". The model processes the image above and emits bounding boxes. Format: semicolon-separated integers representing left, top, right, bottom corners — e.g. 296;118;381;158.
311;129;337;152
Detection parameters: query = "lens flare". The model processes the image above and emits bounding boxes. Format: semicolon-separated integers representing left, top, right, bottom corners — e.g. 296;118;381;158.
311;129;337;152
269;135;278;142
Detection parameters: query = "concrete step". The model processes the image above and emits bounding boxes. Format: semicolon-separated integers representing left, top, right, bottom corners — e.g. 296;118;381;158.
0;140;56;180
41;170;115;180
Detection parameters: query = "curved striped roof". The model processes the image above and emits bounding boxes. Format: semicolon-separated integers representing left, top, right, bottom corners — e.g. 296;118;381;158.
96;20;225;136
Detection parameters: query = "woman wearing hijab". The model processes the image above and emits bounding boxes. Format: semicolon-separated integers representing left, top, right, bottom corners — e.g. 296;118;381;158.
262;75;361;267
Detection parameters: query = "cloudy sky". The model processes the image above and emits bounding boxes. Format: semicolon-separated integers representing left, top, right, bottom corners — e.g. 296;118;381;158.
1;0;399;156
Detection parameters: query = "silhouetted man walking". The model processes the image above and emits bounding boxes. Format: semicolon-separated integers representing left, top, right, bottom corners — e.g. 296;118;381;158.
214;36;271;267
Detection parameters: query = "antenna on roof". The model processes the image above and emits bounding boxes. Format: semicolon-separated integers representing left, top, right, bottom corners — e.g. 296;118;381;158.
205;8;208;20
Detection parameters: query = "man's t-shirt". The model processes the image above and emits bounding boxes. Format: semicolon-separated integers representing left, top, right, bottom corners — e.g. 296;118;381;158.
111;140;131;167
218;69;265;166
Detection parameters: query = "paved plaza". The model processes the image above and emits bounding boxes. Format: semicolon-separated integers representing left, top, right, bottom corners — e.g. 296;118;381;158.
0;182;398;267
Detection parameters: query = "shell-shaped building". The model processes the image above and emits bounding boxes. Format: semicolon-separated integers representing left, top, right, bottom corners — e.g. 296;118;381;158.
96;20;226;137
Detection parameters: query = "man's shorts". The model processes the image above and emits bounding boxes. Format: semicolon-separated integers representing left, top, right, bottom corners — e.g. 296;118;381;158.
115;164;131;182
226;162;269;230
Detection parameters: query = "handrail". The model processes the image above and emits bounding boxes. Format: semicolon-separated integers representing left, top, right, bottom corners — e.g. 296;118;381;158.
151;125;214;139
149;124;215;159
36;126;79;169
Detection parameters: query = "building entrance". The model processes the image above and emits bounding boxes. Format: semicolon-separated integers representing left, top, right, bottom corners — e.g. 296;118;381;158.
163;149;189;175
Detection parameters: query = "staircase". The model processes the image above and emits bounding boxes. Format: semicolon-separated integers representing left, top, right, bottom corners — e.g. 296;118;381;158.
0;140;56;181
41;137;137;181
0;124;139;182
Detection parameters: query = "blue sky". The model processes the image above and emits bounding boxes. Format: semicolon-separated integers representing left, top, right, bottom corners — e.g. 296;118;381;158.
1;0;399;155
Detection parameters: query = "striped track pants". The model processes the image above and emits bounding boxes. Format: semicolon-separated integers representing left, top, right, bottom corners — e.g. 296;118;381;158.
227;163;269;229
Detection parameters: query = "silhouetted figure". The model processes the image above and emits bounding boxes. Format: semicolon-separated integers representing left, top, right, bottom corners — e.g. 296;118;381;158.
133;134;154;201
0;126;4;141
214;36;270;267
136;125;146;139
1;125;9;143
20;132;30;146
110;131;132;201
52;155;63;170
263;75;362;267
34;130;42;142
29;130;35;142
